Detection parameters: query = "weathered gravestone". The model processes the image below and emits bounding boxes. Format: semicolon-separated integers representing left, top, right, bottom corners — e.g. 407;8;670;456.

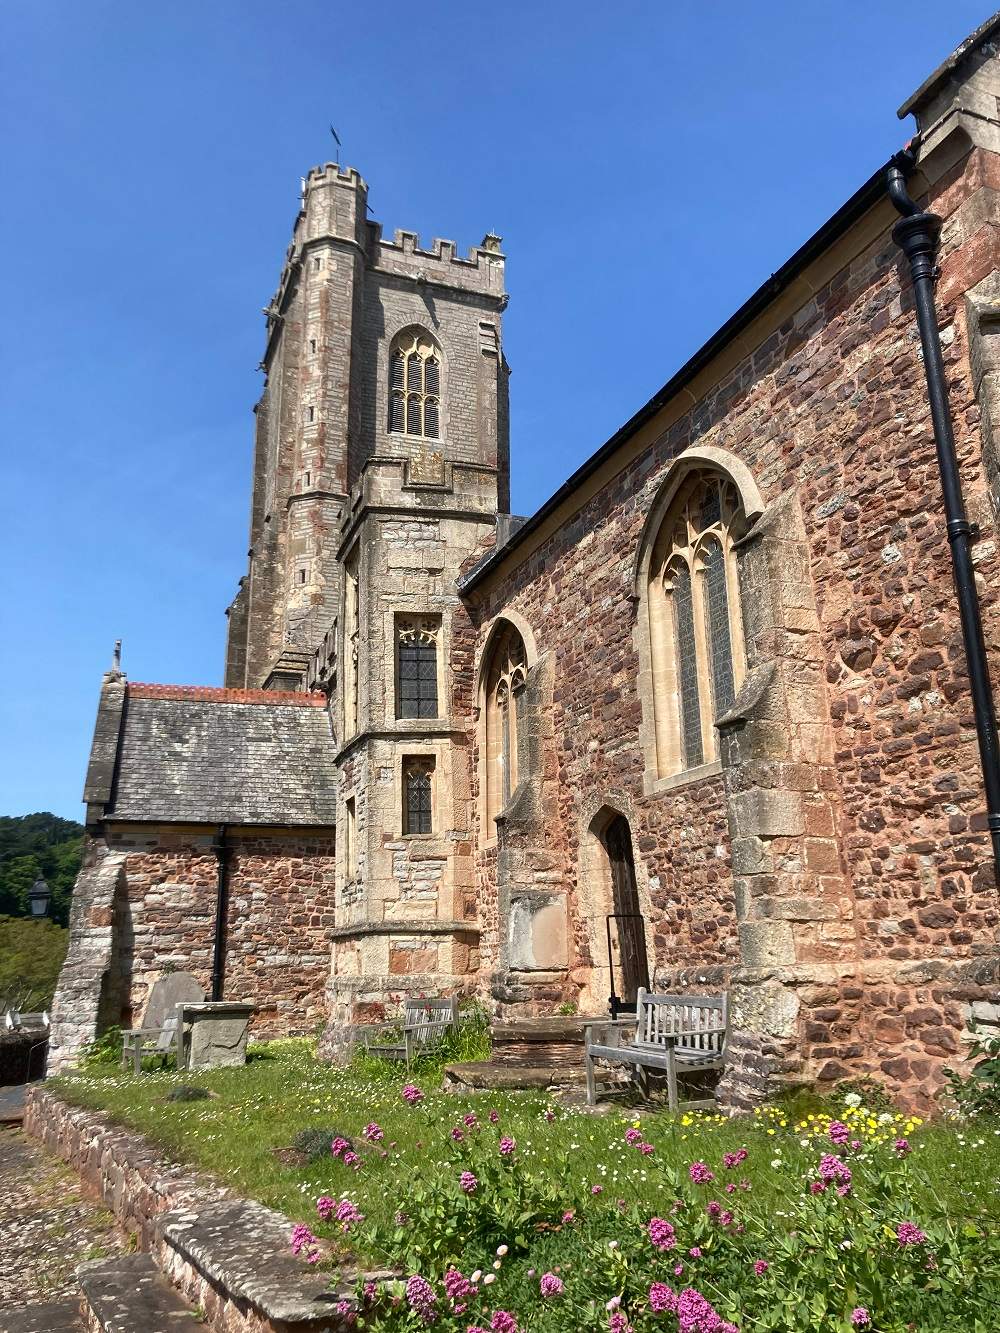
140;972;205;1031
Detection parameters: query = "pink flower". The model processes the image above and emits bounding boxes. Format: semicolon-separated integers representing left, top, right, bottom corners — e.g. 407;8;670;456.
463;1112;479;1128
491;1312;518;1333
544;1108;556;1122
817;1154;852;1193
363;1122;383;1142
896;1222;927;1247
674;1287;734;1332
739;1179;751;1191
592;1184;603;1195
639;1142;655;1156
828;1120;850;1146
753;1260;768;1277
445;1268;473;1309
725;1183;736;1195
405;1274;437;1322
402;1083;424;1104
851;1311;871;1328
688;1161;715;1184
335;1198;363;1230
540;1272;564;1297
562;1209;576;1223
625;1128;643;1146
488;1109;500;1123
894;1137;911;1157
648;1217;677;1251
460;1171;478;1194
341;1150;361;1171
316;1196;335;1220
688;1247;702;1258
649;1282;677;1314
451;1127;465;1141
290;1222;319;1263
331;1136;350;1157
608;1315;633;1333
499;1136;516;1156
706;1201;722;1219
723;1148;748;1169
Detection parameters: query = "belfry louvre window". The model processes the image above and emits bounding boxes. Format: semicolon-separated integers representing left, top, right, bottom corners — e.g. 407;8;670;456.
388;330;441;439
403;758;434;835
396;617;440;719
647;471;747;778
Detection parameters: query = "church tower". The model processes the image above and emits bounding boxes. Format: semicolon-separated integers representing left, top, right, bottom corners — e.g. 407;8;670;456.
224;164;509;1043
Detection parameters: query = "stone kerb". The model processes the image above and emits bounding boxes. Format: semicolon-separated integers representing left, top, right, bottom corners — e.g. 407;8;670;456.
23;1087;360;1333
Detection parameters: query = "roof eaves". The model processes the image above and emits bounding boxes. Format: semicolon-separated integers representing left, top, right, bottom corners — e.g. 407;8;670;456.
459;147;910;597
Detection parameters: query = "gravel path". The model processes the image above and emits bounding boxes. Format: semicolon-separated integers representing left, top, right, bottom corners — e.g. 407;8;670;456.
0;1126;123;1309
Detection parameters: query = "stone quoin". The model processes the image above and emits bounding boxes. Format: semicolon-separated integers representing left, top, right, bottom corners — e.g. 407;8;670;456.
52;18;1000;1111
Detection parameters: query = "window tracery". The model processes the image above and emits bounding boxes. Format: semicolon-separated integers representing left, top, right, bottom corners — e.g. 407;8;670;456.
647;470;747;777
483;623;527;831
396;616;440;719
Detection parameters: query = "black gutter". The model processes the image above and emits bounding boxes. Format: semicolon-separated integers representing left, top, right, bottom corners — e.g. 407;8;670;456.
460;146;915;596
888;158;1000;887
210;824;230;1002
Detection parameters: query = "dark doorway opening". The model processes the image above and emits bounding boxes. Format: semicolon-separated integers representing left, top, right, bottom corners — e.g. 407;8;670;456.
601;813;650;1016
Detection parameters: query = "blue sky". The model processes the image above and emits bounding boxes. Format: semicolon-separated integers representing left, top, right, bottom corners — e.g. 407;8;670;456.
0;2;990;821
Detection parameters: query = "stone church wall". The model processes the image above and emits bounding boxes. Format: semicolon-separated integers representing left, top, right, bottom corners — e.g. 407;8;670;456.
465;143;1000;1108
99;827;336;1039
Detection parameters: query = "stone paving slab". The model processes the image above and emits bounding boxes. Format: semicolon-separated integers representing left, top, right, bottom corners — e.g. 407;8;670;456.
0;1298;82;1332
0;1086;27;1126
0;1126;123;1312
77;1253;200;1331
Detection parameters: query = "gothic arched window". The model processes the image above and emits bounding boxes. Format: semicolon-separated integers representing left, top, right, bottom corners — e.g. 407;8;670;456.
646;470;747;777
388;329;441;439
483;623;527;832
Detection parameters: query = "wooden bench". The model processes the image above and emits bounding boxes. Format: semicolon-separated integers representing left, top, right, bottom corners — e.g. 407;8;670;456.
584;988;728;1110
4;1009;49;1033
121;1010;184;1075
363;996;460;1069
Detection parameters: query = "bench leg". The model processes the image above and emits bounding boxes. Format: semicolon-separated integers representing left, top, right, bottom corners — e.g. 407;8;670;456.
585;1051;597;1106
132;1043;142;1076
666;1045;678;1113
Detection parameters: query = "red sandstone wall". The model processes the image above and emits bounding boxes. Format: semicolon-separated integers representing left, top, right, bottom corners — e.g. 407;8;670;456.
104;827;336;1038
465;146;1000;1100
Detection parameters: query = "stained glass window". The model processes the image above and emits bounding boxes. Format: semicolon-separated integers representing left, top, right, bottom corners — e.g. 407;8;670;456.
647;470;747;777
703;537;736;718
672;565;703;769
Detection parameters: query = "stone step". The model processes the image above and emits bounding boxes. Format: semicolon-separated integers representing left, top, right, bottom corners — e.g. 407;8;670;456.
491;1041;584;1068
76;1254;198;1332
444;1059;587;1091
157;1198;361;1331
0;1299;83;1332
491;1016;602;1047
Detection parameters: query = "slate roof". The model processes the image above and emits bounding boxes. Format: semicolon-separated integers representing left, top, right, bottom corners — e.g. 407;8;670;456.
85;680;337;826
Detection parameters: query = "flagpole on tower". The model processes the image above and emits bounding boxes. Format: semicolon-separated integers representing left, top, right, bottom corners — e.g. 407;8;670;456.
330;125;342;166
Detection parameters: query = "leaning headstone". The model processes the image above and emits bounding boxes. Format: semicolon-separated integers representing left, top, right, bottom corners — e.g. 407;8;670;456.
141;973;204;1031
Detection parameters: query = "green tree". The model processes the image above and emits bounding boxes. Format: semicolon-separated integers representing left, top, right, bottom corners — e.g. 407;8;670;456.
0;813;84;928
0;916;69;1012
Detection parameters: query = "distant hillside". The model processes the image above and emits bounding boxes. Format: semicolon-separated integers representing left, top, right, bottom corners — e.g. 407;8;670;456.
0;812;84;928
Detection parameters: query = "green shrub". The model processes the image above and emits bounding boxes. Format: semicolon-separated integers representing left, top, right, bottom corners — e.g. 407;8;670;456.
943;1022;1000;1115
79;1026;123;1069
293;1127;348;1161
166;1085;209;1102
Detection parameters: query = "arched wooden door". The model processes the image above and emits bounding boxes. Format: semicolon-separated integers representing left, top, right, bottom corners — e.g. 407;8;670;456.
601;814;650;1010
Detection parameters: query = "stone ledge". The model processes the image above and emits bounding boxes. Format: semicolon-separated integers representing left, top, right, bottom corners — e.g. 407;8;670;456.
23;1087;370;1333
77;1252;196;1330
158;1201;357;1329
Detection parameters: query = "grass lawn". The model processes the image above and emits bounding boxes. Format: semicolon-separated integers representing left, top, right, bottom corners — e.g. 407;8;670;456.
50;1038;1000;1331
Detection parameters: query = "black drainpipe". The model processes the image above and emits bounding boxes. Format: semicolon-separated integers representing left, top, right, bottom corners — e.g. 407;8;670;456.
888;155;1000;886
210;824;230;1001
